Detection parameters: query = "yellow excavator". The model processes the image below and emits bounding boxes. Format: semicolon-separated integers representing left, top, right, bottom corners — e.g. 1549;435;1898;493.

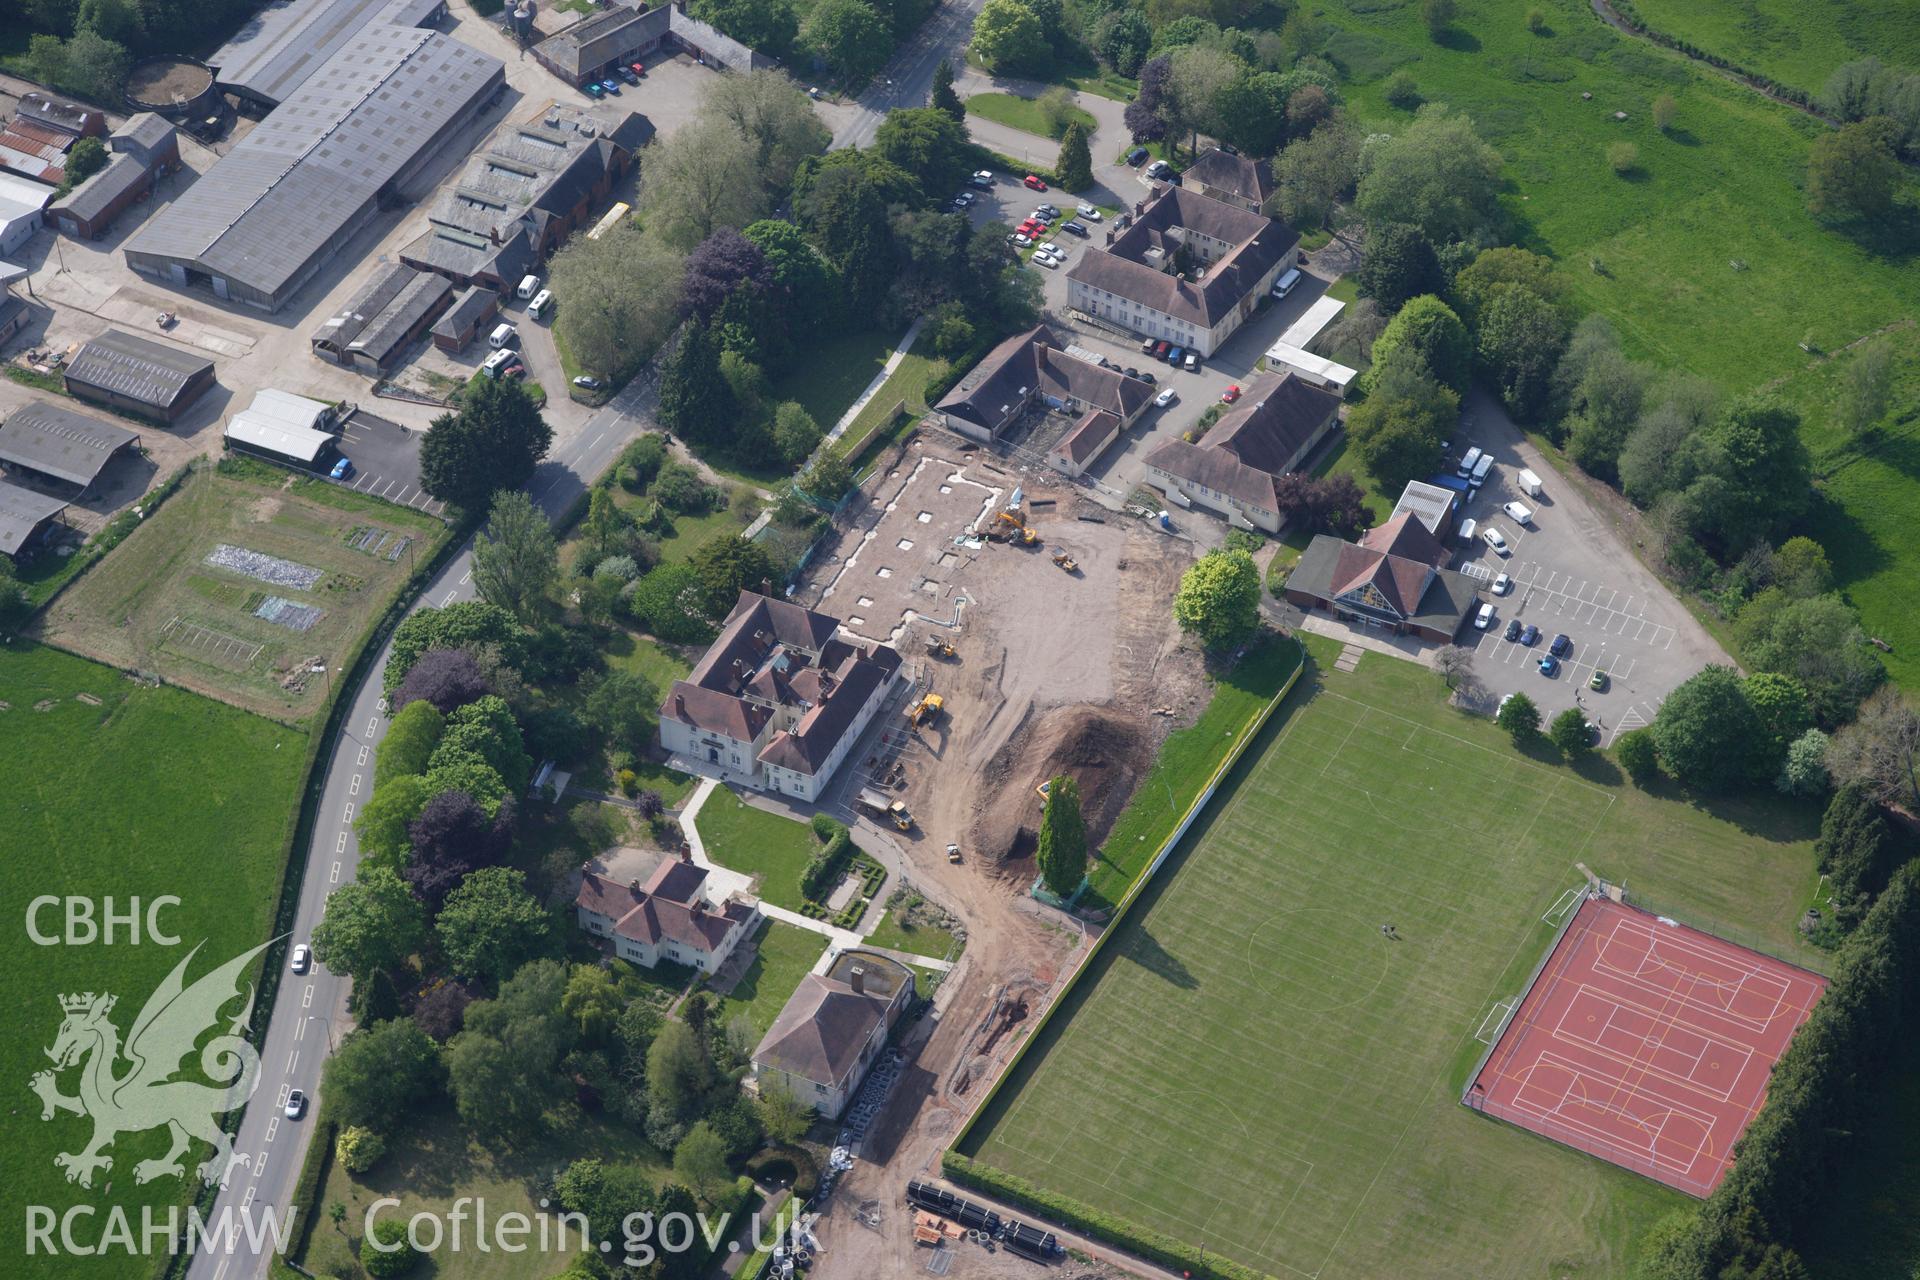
988;511;1038;546
906;692;945;727
924;635;956;660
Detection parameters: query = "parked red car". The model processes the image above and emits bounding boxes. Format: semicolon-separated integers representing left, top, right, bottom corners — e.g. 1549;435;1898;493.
1023;174;1047;191
1220;384;1241;404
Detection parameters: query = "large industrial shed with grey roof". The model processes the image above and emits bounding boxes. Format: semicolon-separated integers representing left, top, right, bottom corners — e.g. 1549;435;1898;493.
122;23;504;314
209;0;452;110
61;330;216;423
0;400;139;494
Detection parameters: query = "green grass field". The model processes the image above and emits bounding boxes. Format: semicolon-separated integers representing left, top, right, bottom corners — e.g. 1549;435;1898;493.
36;460;443;721
693;789;819;912
0;642;307;1277
1623;0;1920;97
959;635;1822;1279
964;91;1097;139
712;920;829;1036
1313;0;1920;673
862;907;959;960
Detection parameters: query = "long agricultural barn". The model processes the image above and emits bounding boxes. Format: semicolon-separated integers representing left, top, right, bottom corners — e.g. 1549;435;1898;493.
310;262;452;373
0;399;139;495
208;0;452;111
122;24;504;313
0;481;69;560
61;329;216;424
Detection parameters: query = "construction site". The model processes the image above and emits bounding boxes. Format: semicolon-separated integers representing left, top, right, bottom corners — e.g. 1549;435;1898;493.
791;426;1213;1277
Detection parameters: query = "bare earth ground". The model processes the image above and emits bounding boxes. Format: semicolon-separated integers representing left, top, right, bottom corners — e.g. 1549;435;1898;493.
795;430;1207;1277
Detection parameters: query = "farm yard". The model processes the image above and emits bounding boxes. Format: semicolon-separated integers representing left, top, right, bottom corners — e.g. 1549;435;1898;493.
0;642;306;1276
34;459;445;721
956;635;1823;1279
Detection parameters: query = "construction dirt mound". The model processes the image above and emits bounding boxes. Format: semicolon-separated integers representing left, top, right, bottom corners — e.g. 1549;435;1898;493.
969;704;1153;869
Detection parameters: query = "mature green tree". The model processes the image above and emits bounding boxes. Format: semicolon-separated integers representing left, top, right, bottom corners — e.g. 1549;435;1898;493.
1837;339;1894;437
640;117;768;250
554;1158;661;1248
800;448;855;504
446;960;574;1143
1496;690;1541;741
311;866;426;987
1036;774;1088;897
59;29;130;99
1421;0;1456;38
1616;727;1659;782
421;755;508;819
646;1020;715;1143
385;600;524;693
1367;294;1471;392
704;71;828;199
930;57;964;119
354;776;434;873
1355;104;1504;244
969;0;1050;75
1096;8;1152;76
1451;247;1566;324
472;490;558;624
1550;707;1593;757
658;323;736;446
64;136;109;189
376;701;445;788
433;695;532;793
756;1081;813;1144
673;1122;732;1204
361;1219;418;1277
1165;43;1245;157
549;222;686;380
805;0;892;84
1806;117;1902;222
690;0;798;58
1346;349;1458;494
771;401;822;466
562;964;625;1043
1771;537;1834;599
690;531;777;615
1476;287;1568;421
1272;117;1360;230
1742;672;1816;766
1213;69;1292;157
1778;728;1831;798
1733;589;1884;726
874;107;973;195
437;868;551;985
1816;784;1897;928
0;558;30;635
421;378;554;514
1056;120;1094;190
1652;666;1766;790
1173;549;1261;651
1565;348;1652;482
1355;223;1439;313
321;1019;444;1134
581;669;660;750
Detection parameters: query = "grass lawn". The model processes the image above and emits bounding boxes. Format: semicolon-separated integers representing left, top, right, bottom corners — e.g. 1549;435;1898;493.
712;920;829;1036
960;632;1824;1279
862;908;959;960
964;91;1097;139
0;642;307;1277
35;458;444;721
773;327;904;433
1622;0;1920;97
1086;636;1303;910
836;349;947;459
693;789;819;912
300;1104;672;1279
1312;0;1920;674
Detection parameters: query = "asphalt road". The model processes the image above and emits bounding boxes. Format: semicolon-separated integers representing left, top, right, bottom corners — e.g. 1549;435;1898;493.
184;379;652;1280
829;0;987;151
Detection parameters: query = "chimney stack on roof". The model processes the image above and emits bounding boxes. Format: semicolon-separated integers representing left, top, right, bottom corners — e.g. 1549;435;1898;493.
849;964;866;994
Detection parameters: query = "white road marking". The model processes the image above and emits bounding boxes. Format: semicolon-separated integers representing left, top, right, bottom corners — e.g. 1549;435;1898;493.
302;984;314;1008
330;860;341;884
356;745;368;766
213;1259;229;1280
459;569;472;585
442;590;457;605
349;774;361;796
294;1016;307;1041
335;832;346;854
365;716;378;736
265;1118;278;1143
342;802;354;823
286;1050;299;1075
242;1186;255;1209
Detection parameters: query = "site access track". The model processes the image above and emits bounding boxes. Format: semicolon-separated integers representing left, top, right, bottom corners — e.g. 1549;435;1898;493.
181;379;654;1280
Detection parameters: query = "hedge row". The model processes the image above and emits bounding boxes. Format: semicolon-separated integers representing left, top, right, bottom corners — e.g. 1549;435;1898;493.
942;1153;1278;1280
282;1118;339;1263
1638;861;1920;1278
799;826;853;902
1602;1;1819;109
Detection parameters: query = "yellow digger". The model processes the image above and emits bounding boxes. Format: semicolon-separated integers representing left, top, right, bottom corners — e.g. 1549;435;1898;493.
906;692;945;727
924;635;957;660
989;511;1038;546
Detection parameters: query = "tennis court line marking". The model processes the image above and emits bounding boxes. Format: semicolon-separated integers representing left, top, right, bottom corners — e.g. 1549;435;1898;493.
1592;918;1797;1031
1549;991;1755;1102
1504;1051;1717;1176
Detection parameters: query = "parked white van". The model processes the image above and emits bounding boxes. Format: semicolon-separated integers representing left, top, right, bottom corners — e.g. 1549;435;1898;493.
1456;446;1484;478
528;289;553;321
480;347;516;377
488;322;518;349
1469;454;1496;488
515;274;541;301
1272;267;1303;298
1458;517;1478;542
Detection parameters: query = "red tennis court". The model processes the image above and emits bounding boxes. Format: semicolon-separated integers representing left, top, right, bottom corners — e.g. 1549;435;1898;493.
1467;895;1827;1197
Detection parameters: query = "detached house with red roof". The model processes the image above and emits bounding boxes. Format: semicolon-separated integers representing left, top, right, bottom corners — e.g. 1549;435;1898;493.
659;591;903;802
1283;508;1480;642
575;856;758;974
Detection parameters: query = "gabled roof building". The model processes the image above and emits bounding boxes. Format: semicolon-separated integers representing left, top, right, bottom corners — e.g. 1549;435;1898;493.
1067;184;1297;357
1283;510;1480;643
530;0;770;87
1182;147;1274;213
575;856;758;974
0;400;138;493
62;329;216;423
1144;371;1342;533
752;951;914;1119
934;324;1153;444
311;263;453;372
660;591;902;803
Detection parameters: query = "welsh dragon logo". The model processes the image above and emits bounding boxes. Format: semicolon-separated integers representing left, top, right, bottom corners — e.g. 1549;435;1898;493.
31;940;271;1189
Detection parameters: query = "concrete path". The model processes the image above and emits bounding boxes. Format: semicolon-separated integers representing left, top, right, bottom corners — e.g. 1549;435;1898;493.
826;315;925;444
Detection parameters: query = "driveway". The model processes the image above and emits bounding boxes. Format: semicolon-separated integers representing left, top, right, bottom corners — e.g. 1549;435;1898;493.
1447;390;1732;743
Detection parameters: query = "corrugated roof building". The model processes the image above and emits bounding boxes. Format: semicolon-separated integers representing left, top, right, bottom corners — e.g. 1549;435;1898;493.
0;400;139;492
62;329;217;423
0;481;69;559
311;262;452;372
124;24;504;313
209;0;452;109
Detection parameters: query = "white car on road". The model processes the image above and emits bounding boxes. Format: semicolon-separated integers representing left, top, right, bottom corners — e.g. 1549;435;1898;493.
1502;500;1535;526
1491;572;1512;595
1483;527;1510;556
1474;602;1495;630
1154;387;1177;408
1076;203;1102;221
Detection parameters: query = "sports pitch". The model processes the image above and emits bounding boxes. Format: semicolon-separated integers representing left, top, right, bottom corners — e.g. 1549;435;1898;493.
959;638;1823;1279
